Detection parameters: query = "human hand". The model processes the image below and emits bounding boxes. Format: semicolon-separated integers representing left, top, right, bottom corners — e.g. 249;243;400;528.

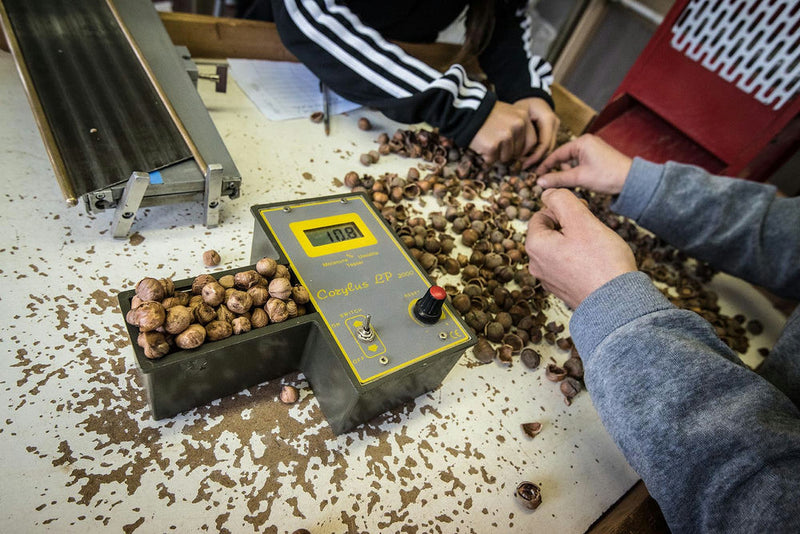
534;134;632;195
469;101;537;165
525;188;637;309
515;97;560;167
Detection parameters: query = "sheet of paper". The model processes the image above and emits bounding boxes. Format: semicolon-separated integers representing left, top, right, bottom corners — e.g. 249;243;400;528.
228;59;361;121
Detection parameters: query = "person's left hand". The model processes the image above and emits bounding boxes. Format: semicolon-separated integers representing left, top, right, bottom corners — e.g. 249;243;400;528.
514;97;560;168
525;188;637;309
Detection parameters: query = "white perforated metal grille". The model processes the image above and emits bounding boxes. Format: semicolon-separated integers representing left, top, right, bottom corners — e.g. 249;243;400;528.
670;0;800;110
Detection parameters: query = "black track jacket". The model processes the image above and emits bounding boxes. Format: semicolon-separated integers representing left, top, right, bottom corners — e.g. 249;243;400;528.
271;0;554;148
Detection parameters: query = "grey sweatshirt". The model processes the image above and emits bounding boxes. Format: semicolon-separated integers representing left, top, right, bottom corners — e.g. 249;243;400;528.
570;159;800;533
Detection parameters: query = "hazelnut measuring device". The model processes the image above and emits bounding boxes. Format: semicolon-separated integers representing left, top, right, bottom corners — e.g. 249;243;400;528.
251;193;476;434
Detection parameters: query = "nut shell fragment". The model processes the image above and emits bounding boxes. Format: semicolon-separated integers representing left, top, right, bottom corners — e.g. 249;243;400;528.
515;481;542;510
521;422;542;438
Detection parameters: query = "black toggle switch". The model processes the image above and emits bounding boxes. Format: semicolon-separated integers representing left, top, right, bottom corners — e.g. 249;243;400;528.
413;285;446;324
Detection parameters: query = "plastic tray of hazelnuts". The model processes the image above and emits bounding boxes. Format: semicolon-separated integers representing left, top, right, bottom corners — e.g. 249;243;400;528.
118;259;317;420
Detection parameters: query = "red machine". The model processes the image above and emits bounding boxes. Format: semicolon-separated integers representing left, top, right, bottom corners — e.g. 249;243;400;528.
589;0;800;182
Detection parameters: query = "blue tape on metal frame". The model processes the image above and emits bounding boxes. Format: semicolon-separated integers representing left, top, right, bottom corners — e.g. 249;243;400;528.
149;171;163;184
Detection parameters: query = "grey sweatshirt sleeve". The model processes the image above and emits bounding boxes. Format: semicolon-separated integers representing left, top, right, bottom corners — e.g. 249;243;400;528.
611;158;800;300
571;272;800;533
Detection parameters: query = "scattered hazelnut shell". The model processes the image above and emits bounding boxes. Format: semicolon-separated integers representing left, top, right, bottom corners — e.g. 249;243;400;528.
521;422;543;438
515;481;542;510
357;117;372;130
545;363;567;382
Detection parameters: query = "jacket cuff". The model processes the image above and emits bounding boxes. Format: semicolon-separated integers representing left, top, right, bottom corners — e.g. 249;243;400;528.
506;87;555;111
570;271;675;362
610;157;664;221
448;91;498;149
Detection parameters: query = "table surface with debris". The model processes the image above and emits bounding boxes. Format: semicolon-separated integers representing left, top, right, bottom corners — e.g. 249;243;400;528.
0;50;788;534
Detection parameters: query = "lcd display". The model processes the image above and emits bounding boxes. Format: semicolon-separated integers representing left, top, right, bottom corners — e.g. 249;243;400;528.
304;222;364;247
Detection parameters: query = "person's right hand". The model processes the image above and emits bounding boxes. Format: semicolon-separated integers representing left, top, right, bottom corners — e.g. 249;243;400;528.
469;101;537;165
534;134;633;195
525;188;637;309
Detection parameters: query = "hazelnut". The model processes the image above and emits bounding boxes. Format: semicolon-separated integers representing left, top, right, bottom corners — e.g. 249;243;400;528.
279;385;299;404
234;270;262;290
520;348;541;370
135;301;166;332
175;292;190;306
192;274;216;295
291;285;310;304
201;281;226;307
188;295;204;309
232;317;251;335
130;295;144;310
269;278;292;300
159;278;175;298
563;356;584;380
472;338;495;363
250;308;269;328
248;286;270;307
125;308;139;327
485;321;504;342
274;264;290;279
136;277;166;302
137;331;170;359
164;305;193;335
205;320;233;341
266;298;289;323
217;305;236;324
560;377;582;405
256;257;278;278
203;250;221;267
286;300;298;318
226;290;253;314
175;324;206;349
357;117;372;130
193;303;217;325
161;296;181;309
343;171;361;189
360;153;372;166
218;274;235;289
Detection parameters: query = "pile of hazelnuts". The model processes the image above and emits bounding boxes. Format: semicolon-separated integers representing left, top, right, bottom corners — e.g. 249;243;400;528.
125;257;311;359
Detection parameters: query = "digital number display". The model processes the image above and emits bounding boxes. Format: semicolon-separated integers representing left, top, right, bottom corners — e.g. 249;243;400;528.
304;222;364;247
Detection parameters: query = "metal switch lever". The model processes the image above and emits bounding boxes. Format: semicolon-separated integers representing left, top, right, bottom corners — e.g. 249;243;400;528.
357;314;375;342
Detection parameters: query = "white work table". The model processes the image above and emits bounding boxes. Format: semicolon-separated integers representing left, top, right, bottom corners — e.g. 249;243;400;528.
0;50;787;533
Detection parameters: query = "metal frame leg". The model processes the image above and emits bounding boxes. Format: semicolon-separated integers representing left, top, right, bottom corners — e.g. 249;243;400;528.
204;163;223;228
112;171;150;239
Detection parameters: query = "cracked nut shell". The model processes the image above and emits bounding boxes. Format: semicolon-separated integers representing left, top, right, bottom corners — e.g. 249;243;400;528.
515;482;542;510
